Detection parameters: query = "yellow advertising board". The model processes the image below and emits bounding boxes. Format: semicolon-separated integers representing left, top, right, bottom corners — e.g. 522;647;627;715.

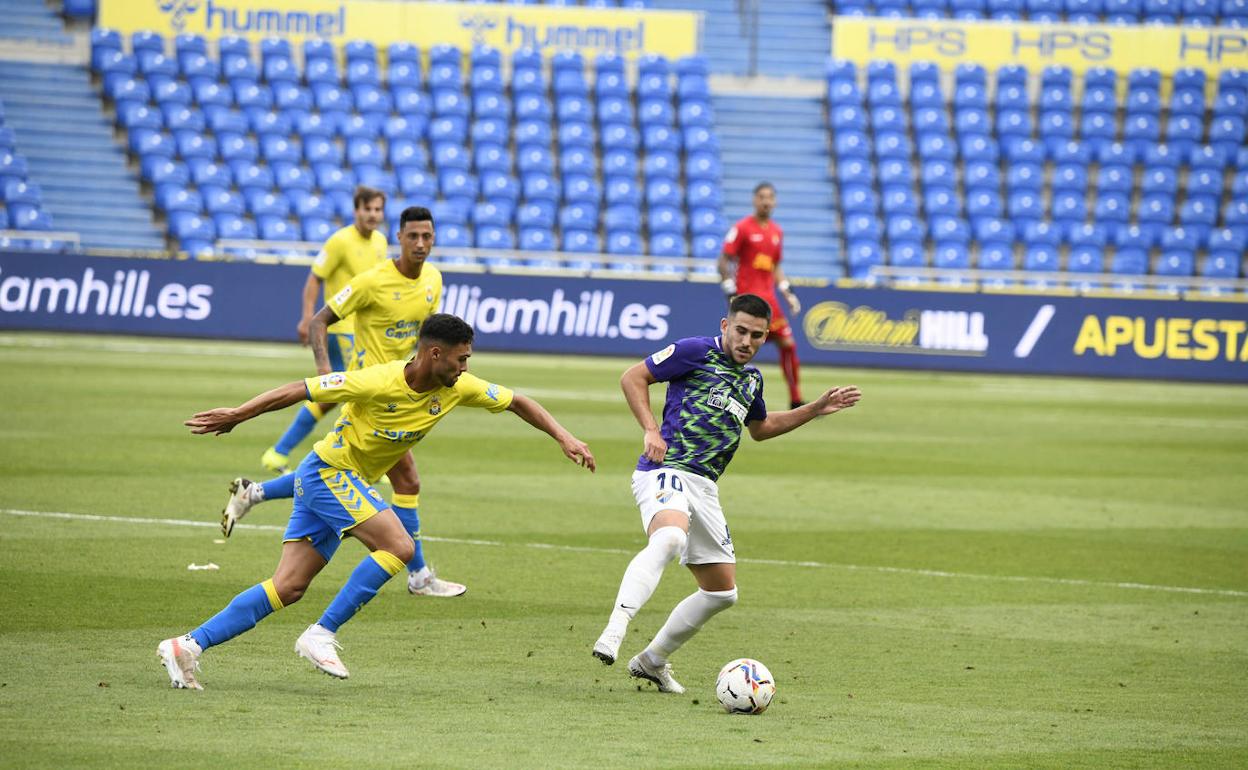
832;16;1248;75
99;0;701;60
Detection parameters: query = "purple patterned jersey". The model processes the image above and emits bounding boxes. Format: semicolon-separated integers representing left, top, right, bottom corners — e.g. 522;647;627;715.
636;336;767;481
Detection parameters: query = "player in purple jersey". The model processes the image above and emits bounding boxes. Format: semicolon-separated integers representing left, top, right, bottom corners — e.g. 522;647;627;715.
591;294;862;693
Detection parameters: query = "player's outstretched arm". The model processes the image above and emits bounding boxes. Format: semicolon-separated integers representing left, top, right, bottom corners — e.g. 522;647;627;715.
307;305;342;375
296;271;323;345
185;381;310;436
620;361;666;462
747;386;862;442
506;393;596;472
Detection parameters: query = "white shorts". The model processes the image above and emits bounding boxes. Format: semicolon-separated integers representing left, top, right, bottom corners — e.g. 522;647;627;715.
631;467;735;566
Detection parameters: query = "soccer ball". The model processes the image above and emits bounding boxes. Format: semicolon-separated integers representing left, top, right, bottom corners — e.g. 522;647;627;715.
715;658;776;714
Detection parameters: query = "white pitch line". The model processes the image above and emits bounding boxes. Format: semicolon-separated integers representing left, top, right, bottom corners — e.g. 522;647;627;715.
4;507;1245;599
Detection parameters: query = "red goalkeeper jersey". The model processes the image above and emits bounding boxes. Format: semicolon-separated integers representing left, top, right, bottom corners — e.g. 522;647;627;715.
723;215;784;300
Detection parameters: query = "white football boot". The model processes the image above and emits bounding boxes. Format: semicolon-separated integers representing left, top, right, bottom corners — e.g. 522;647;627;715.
295;624;349;679
220;478;258;538
157;635;204;690
628;653;685;694
407;567;467;597
592;626;624;666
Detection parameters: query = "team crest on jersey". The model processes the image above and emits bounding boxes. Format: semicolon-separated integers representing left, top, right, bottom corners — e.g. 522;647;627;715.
426;289;434;303
319;373;346;389
772;235;780;245
650;344;676;366
429;396;442;415
332;285;352;306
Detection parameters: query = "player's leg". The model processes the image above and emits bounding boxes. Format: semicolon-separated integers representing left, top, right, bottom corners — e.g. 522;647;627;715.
220;453;316;537
296;464;412;679
771;316;804;408
388;453;467;597
628;476;735;694
593;470;691;665
159;492;336;689
260;333;350;472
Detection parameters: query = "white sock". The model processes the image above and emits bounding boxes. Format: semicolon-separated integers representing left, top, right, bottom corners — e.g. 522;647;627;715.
604;527;687;634
410;565;432;583
644;587;738;664
249;484;265;503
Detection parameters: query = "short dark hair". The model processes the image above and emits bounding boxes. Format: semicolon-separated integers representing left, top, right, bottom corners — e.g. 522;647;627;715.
353;185;386;210
730;294;772;321
753;181;775;195
419;313;473;347
399;206;434;231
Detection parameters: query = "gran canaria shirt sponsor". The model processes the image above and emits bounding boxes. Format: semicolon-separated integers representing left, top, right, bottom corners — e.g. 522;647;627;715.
307;361;513;483
328;260;442;368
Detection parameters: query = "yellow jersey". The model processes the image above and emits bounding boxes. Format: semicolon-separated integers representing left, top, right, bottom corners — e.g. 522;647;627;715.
326;260;442;369
311;224;388;335
305;361;514;482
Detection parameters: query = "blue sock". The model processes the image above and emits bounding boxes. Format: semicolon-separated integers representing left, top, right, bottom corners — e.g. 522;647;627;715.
391;493;425;572
274;403;323;456
189;580;284;650
260;472;296;501
317;551;405;633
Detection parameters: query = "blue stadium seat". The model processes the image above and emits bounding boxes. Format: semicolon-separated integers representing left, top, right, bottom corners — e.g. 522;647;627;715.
607;231;644;256
1007;190;1043;224
256;216;297;242
519;227;556;252
472;201;512;229
517;146;553;175
565;174;602;206
881;186;919;217
1006;163;1043;192
562;229;599;253
514;199;556;232
606;176;641;207
522;173;558;203
847;240;885;279
966;189;1003;220
650;233;685;258
438;223;471;248
213;213;256;241
845;213;882;242
692;233;722;260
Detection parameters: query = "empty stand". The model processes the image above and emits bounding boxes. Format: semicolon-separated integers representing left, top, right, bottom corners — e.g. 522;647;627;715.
828;58;1247;287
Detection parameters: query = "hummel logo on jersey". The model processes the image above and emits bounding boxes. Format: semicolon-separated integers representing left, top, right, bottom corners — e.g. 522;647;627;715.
386;403;397;412
392;291;402;301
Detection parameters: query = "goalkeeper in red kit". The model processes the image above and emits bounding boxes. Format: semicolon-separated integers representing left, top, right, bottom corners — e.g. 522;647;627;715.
717;182;804;407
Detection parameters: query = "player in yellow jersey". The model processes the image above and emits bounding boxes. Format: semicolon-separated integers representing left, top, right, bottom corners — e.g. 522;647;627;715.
224;207;466;596
158;314;595;689
259;186;388;475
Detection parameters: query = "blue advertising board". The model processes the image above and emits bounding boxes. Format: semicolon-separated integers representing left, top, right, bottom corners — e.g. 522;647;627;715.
2;251;1245;383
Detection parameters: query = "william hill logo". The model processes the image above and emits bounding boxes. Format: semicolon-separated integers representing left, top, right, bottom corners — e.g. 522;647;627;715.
804;302;920;351
803;301;988;355
160;0;347;36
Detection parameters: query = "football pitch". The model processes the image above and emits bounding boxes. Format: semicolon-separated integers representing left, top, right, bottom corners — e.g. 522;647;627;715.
1;331;1245;769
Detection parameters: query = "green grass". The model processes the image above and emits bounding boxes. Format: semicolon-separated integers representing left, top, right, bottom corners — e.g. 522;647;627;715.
1;331;1245;769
